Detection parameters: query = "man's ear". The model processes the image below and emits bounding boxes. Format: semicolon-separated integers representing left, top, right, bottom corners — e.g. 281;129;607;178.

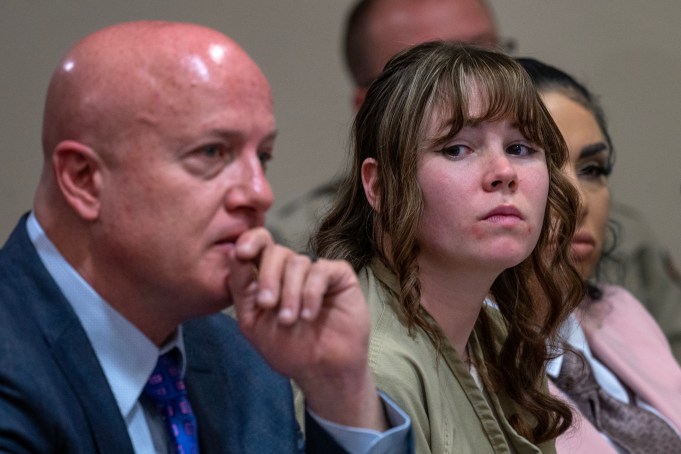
52;140;103;221
361;157;380;212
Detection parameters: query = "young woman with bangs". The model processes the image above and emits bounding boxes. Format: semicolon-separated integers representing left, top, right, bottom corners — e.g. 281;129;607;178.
313;42;584;453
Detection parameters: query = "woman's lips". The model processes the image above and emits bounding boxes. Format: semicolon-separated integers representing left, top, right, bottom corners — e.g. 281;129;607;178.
571;231;596;259
481;205;523;226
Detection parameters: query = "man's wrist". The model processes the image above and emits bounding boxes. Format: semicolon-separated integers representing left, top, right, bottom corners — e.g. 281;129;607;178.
306;390;412;453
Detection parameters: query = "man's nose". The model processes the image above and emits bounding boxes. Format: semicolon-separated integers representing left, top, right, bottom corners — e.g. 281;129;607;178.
225;153;274;214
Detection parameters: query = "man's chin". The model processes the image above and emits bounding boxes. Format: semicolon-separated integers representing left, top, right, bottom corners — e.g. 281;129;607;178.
189;289;234;319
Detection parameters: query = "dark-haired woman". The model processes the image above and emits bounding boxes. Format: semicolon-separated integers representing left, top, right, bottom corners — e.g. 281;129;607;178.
519;57;681;454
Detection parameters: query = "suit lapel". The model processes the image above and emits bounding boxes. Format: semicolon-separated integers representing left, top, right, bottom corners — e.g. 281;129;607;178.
183;315;302;454
50;324;136;454
7;216;135;454
184;319;240;454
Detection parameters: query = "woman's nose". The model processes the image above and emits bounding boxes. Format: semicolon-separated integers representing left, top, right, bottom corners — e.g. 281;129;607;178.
483;152;517;192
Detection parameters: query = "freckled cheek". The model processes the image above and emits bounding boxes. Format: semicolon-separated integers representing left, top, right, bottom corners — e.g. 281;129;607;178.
471;224;487;240
526;172;550;234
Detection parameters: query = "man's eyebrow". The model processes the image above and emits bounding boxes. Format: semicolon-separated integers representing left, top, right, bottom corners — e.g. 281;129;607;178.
203;129;278;142
262;130;278;144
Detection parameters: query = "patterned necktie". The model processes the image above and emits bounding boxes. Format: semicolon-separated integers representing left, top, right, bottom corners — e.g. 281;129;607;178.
553;348;681;454
144;350;200;454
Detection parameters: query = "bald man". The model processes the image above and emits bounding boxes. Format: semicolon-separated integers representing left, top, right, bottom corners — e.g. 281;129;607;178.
0;21;410;453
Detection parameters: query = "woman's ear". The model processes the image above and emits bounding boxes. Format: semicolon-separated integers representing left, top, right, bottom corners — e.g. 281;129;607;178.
361;157;380;212
52;140;103;221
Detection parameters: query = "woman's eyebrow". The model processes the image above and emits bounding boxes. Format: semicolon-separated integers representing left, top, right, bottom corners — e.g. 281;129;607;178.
579;142;608;159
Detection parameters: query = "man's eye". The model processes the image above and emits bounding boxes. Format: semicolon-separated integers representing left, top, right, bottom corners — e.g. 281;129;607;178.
201;144;224;158
195;144;237;165
258;151;272;170
184;144;236;178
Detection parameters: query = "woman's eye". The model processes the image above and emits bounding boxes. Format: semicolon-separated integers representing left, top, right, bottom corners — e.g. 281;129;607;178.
439;145;469;159
579;163;611;179
506;144;535;156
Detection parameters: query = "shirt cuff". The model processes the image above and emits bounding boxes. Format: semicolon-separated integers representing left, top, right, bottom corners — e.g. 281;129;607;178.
307;390;411;454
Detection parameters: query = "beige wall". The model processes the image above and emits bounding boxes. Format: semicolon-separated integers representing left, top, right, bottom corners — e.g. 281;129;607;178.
2;1;680;265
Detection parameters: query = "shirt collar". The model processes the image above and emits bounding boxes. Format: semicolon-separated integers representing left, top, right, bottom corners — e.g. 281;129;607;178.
26;213;187;420
546;312;593;378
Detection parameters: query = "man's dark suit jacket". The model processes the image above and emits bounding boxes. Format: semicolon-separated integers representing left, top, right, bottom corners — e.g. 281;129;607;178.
0;216;346;453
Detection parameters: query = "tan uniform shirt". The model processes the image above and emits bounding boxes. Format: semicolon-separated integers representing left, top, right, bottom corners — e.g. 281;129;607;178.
361;260;555;454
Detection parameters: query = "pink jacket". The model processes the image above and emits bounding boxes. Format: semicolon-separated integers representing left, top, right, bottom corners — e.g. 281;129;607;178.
554;285;681;453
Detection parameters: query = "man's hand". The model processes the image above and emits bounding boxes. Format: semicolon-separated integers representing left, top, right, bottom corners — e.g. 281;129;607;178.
228;228;387;431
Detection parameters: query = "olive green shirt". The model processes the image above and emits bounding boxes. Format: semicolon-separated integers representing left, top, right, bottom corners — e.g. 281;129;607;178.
361;261;555;454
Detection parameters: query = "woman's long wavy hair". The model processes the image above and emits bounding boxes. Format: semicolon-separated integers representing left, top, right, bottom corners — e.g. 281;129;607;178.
314;42;585;443
517;57;617;300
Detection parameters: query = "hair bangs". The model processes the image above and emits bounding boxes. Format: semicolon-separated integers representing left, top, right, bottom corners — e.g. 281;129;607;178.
431;54;549;149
